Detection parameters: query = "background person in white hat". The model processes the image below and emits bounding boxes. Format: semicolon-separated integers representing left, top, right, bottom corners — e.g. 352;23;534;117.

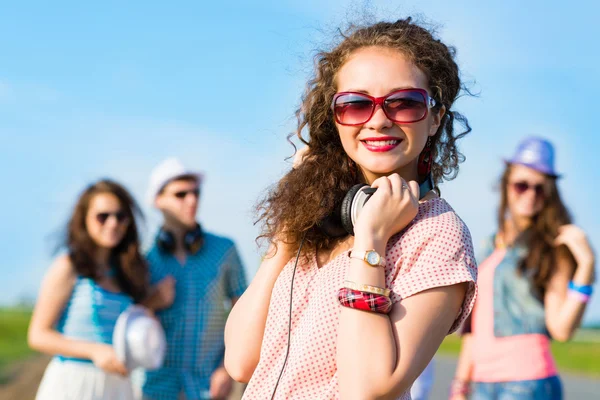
136;158;248;400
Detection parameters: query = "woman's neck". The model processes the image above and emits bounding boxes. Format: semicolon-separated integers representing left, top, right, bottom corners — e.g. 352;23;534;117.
94;247;112;270
361;162;419;185
501;215;532;246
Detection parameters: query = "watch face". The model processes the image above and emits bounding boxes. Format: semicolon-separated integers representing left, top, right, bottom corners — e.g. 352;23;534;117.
366;251;380;266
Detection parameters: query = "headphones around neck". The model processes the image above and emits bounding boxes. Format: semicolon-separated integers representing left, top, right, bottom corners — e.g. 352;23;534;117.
156;224;204;255
318;175;435;238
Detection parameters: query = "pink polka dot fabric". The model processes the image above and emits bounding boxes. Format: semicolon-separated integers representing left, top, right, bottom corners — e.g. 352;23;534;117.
243;198;478;400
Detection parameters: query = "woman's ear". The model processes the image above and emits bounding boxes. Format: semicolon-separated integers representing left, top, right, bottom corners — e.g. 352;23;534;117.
429;105;446;136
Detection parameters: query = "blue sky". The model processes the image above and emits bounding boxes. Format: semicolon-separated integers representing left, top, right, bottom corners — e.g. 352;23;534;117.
1;0;599;323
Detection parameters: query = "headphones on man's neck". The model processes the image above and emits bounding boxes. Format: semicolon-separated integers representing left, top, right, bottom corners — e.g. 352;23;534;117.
156;223;204;255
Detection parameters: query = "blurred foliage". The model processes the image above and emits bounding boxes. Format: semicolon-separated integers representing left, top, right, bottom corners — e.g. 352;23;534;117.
0;308;35;384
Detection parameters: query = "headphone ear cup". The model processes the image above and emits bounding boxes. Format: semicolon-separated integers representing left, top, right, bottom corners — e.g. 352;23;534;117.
157;229;176;253
340;184;368;236
317;214;347;238
184;224;204;254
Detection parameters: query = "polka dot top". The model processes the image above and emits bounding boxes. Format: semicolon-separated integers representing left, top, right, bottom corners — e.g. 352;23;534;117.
243;198;478;400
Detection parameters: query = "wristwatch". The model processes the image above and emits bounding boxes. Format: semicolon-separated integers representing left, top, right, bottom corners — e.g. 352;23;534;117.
348;249;386;267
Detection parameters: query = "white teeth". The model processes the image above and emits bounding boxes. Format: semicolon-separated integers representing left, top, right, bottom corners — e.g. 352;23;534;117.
364;140;400;146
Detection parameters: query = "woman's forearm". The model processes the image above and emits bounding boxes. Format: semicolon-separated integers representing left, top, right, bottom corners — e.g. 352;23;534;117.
224;245;291;382
548;261;594;341
28;328;100;360
453;334;474;381
337;236;399;399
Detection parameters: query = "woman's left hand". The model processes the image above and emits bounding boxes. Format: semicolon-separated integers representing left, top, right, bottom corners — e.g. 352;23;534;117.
554;224;595;267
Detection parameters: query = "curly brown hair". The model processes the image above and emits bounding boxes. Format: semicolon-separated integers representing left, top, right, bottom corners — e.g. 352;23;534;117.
66;180;149;301
498;165;575;298
257;17;473;255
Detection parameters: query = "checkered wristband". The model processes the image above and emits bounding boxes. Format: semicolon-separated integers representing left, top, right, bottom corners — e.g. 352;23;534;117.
338;287;392;314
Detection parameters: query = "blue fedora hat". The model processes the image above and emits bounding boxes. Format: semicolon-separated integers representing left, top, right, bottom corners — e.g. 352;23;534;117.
505;137;561;178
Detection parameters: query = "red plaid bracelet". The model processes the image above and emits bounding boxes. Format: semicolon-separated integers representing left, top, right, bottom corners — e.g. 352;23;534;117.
338;287;392;314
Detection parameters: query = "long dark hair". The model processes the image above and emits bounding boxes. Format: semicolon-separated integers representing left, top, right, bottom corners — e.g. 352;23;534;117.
65;179;148;301
256;17;472;255
499;165;575;296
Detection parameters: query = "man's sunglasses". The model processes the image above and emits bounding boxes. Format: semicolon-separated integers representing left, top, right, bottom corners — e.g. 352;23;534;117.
96;211;129;225
172;188;200;199
510;181;546;198
331;88;437;126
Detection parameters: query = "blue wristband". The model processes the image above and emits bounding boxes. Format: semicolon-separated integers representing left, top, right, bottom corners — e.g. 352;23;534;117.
569;281;593;296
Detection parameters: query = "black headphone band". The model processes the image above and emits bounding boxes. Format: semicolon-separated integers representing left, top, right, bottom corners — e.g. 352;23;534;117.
156;224;204;254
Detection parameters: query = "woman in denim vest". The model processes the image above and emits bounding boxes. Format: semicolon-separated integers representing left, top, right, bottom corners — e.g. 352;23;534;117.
450;137;596;400
28;180;149;400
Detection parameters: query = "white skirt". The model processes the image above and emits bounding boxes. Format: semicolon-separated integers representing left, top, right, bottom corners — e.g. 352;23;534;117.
36;358;134;400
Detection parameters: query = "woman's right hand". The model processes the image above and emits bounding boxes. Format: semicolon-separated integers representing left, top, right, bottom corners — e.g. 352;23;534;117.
354;174;420;244
90;343;128;376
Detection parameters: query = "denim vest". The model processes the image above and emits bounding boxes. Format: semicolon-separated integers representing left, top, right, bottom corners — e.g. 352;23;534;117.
478;234;549;338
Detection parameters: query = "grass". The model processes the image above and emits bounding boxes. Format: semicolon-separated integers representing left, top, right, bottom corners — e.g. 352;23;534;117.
438;329;600;378
0;308;35;384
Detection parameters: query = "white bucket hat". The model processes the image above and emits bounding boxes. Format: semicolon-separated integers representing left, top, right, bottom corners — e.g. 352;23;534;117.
146;157;204;206
113;305;166;371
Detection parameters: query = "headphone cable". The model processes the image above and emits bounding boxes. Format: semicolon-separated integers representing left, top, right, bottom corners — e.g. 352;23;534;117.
270;232;307;400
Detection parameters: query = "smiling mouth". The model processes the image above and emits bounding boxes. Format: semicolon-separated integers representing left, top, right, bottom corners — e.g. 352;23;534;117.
362;139;402;147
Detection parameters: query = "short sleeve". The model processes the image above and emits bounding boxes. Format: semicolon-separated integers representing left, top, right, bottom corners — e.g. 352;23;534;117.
224;244;248;299
385;200;478;334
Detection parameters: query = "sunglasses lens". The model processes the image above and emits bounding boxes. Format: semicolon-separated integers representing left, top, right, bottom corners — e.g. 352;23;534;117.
174;189;200;199
174;191;187;199
96;213;109;224
384;91;427;122
333;94;374;125
534;185;545;197
116;211;129;223
512;182;529;194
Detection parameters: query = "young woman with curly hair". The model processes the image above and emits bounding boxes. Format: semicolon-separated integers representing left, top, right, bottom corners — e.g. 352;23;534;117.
225;18;478;400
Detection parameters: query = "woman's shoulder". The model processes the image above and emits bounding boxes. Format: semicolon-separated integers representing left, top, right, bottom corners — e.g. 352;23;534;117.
385;198;474;260
411;197;471;238
41;254;78;290
49;254;76;277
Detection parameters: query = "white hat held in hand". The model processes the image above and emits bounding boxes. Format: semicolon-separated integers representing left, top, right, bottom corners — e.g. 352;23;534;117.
113;305;166;371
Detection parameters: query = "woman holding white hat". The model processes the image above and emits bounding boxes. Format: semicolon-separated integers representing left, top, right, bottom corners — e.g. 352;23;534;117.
28;180;153;400
450;137;596;399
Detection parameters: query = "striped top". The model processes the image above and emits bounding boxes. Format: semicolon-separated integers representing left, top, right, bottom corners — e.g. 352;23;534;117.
139;232;248;400
56;276;133;363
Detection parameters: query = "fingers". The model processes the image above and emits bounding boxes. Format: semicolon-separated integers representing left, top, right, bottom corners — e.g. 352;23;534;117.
158;276;175;289
407;180;420;200
292;146;310;169
370;175;392;192
114;360;128;376
371;174;420;199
